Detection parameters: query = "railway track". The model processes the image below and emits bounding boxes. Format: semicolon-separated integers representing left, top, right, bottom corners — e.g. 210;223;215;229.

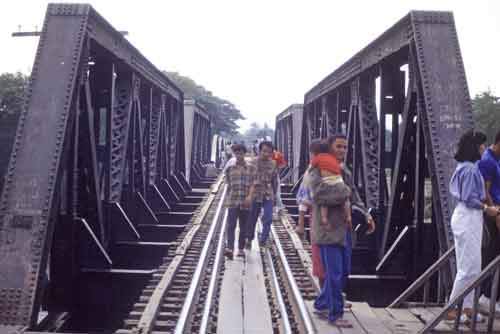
113;175;320;334
260;214;319;333
117;177;228;334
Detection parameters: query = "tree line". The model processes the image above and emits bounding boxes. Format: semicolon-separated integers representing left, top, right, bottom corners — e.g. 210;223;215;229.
0;71;499;144
164;71;244;136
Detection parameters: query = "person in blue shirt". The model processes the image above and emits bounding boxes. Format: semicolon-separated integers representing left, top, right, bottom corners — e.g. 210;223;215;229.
479;129;500;307
479;130;500;206
446;130;499;323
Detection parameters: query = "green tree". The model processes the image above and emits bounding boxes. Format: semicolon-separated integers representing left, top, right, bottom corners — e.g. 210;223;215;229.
473;90;500;143
0;72;27;117
165;71;245;136
241;122;275;144
0;72;28;193
256;122;274;140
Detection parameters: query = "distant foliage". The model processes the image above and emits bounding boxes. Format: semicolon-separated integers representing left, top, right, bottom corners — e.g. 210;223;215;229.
223;122;275;149
165;71;245;136
0;72;28;193
242;122;274;143
0;72;28;117
473;90;500;143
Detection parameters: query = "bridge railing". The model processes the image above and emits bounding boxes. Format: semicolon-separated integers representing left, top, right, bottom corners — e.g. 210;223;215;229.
421;254;500;333
391;246;500;333
390;246;455;308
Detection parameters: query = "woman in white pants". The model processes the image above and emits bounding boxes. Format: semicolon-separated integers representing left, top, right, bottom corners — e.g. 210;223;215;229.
447;130;498;322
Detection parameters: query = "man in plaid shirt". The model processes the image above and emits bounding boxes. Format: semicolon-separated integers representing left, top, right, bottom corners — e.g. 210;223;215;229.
224;144;255;259
246;141;278;248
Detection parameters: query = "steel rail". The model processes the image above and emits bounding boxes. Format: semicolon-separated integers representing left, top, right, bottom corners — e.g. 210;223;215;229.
271;225;316;333
134;176;225;334
198;209;229;333
211;174;224;194
266;248;293;334
280;214;320;292
174;185;228;334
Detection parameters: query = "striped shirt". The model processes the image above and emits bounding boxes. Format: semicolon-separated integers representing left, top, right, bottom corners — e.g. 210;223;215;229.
225;161;256;208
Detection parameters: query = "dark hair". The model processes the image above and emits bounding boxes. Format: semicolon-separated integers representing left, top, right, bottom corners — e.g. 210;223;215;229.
309;140;323;155
259;141;274;151
327;133;347;146
454;130;487;162
231;144;247;153
318;140;330;154
495;130;500;145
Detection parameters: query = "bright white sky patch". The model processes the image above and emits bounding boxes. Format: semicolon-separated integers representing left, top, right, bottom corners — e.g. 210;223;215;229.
1;0;498;131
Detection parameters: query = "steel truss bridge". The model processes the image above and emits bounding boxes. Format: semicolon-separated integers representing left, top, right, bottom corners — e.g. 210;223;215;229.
0;4;488;334
0;3;222;330
276;10;473;303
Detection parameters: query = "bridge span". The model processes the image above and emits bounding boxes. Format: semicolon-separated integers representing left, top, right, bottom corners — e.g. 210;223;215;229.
1;3;499;334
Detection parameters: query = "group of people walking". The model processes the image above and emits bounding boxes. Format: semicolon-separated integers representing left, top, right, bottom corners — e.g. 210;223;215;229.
222;128;500;328
446;129;500;323
224;134;376;328
223;141;286;259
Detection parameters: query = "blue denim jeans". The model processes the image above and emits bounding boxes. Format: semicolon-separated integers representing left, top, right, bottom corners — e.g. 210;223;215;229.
343;231;352;290
246;199;273;244
314;244;345;322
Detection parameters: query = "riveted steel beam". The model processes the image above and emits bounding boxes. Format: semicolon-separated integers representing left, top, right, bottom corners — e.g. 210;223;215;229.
0;3;206;327
278;10;473;290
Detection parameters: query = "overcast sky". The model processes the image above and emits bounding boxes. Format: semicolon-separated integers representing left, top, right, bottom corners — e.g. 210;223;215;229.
1;0;499;131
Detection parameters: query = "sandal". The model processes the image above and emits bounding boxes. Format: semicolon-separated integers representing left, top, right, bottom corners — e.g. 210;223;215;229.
464;311;485;324
331;318;353;328
313;308;329;318
445;309;485;324
224;248;233;260
236;249;246;258
445;309;460;321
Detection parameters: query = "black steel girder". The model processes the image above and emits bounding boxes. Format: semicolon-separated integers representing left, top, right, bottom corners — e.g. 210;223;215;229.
0;3;209;328
276;11;474;286
275;104;303;184
184;99;212;184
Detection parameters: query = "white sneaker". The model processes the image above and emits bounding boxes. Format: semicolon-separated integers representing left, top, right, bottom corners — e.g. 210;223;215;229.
478;295;500;313
479;295;490;309
446;313;480;324
472;312;486;323
463;312;485;324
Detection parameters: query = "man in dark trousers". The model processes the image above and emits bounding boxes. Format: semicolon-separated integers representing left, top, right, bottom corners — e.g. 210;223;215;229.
224;144;255;259
479;130;500;310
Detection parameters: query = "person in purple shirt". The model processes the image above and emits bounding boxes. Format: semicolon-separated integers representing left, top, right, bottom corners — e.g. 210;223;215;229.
479;130;500;307
446;130;499;323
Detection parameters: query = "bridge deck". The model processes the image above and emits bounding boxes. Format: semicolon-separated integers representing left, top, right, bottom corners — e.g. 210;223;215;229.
214;220;500;334
218;238;273;334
